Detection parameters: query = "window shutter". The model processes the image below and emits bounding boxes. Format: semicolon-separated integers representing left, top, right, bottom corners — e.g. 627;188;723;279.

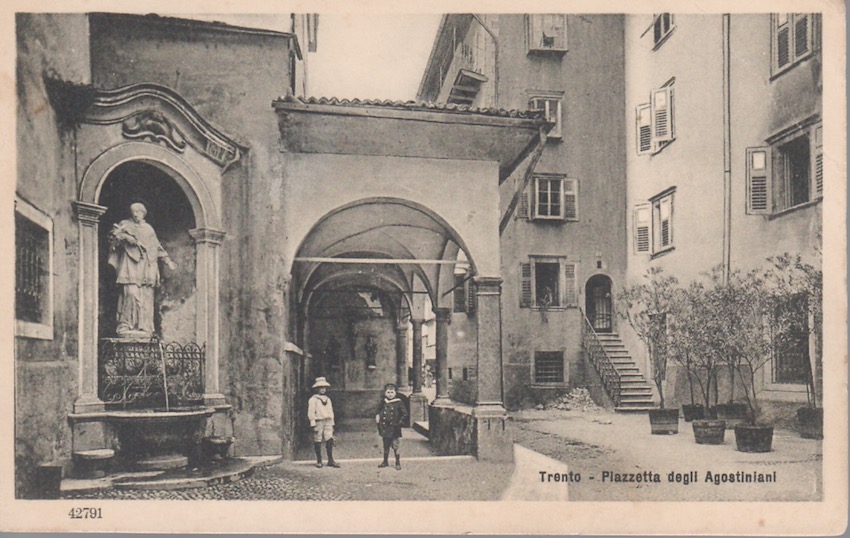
519;262;532;308
564;263;578;307
467;277;476;313
543;14;567;50
453;275;467;313
636;104;652;155
634;204;651;253
651;87;674;145
531;176;540;219
659;197;672;248
794;14;811;57
776;15;791;68
516;189;529;219
564;179;578;220
746;147;772;214
813;124;823;198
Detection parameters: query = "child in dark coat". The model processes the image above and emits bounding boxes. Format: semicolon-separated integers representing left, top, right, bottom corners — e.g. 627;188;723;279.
376;383;407;470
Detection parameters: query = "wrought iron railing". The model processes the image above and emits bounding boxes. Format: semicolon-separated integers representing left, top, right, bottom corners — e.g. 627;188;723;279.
581;309;621;406
98;338;205;409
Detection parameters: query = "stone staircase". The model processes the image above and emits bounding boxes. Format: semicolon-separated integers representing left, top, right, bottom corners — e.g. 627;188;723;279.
594;333;656;413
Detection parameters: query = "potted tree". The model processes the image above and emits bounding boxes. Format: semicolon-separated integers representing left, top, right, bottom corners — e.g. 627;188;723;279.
618;267;680;435
764;253;823;440
668;287;705;422
719;269;775;453
677;279;726;444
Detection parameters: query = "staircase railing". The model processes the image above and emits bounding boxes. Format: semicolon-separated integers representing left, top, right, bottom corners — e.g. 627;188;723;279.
581;309;621;406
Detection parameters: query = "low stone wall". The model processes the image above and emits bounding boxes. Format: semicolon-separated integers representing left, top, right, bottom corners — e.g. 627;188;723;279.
428;404;475;456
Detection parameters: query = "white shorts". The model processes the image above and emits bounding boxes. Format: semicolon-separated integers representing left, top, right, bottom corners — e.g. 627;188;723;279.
313;419;334;442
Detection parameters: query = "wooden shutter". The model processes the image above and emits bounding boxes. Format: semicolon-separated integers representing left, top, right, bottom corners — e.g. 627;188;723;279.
636;104;652;155
519;262;532;308
658;196;673;248
467;276;476;314
794;14;811;57
453;274;467;313
564;179;578;220
746;147;772;214
813;124;823;198
564;263;578;307
634;204;651;253
651;87;674;146
776;14;791;68
516;189;530;219
543;14;567;50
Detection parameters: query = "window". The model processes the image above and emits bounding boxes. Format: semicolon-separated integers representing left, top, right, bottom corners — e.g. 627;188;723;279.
531;174;578;221
636;188;675;256
519;257;578;309
770;294;810;384
635;83;675;155
529;94;563;139
15;197;53;340
652;13;675;49
526;14;568;54
534;351;565;383
747;121;822;215
773;13;817;75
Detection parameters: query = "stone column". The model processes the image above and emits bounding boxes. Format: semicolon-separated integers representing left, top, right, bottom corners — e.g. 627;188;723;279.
432;308;452;406
408;318;428;423
472;276;511;462
395;321;410;391
189;227;227;406
411;319;424;394
73;201;107;414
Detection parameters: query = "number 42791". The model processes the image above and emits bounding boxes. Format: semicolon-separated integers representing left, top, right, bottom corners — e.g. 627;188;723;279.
68;507;102;519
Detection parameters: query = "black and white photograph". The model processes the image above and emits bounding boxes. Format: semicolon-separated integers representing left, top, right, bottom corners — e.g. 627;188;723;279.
3;1;846;534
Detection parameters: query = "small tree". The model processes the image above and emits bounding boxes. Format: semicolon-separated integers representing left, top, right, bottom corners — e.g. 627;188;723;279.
762;253;823;408
617;267;679;409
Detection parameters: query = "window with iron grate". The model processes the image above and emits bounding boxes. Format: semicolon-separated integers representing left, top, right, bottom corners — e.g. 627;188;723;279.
534;351;564;383
15;197;53;340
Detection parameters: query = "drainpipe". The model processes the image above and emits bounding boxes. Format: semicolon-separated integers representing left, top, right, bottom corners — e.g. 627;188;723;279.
471;14;499;106
722;14;732;283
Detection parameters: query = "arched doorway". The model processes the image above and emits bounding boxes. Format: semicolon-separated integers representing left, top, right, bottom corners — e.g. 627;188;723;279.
585;274;613;333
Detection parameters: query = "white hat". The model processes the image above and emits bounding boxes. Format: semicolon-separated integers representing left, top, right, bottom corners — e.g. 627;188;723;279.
312;377;331;389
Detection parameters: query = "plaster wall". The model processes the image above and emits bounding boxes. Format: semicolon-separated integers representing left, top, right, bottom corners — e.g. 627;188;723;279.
14;13;91;497
283;154;501;278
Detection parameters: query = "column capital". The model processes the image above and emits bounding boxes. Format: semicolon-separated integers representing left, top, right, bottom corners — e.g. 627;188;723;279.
73;201;107;224
396;321;409;333
410;318;425;328
189;227;227;245
473;276;503;293
434;308;452;322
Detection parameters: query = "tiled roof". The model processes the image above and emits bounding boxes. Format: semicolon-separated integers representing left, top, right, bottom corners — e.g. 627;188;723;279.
275;94;545;120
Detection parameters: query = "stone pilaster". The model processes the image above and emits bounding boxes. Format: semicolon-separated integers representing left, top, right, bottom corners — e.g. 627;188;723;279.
73;201;107;413
189;227;227;405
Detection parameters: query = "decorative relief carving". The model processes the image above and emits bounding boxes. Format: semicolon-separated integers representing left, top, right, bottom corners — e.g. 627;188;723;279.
122;110;187;152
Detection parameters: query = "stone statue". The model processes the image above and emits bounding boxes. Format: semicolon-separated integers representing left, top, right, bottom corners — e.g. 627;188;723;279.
107;202;176;337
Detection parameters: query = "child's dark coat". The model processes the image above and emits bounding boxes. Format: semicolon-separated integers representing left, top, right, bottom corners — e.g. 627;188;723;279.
377;397;408;439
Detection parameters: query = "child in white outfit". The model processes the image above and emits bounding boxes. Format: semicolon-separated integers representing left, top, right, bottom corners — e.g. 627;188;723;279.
307;377;340;468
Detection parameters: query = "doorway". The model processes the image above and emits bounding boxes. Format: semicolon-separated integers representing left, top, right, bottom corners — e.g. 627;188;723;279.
585;274;613;333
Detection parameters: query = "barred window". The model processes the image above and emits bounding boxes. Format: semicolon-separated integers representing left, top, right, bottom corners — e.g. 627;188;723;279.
771;294;810;384
534;351;564;383
15;197;53;340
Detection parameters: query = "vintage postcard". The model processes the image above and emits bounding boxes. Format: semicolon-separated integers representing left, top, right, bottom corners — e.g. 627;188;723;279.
1;0;846;534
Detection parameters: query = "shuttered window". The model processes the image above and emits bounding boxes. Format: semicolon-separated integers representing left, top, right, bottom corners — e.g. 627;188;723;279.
564;179;578;221
531;174;578;221
516;190;530;219
648;189;675;254
652;13;675;48
773;14;817;75
651;87;674;144
527;14;568;53
746;147;772;214
519;258;578;309
636;104;652;155
813;124;823;198
520;262;533;308
530;96;563;139
453;274;468;313
633;203;652;253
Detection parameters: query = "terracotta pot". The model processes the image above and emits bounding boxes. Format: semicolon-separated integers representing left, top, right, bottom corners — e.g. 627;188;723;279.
692;419;726;444
682;404;705;422
797;407;823;440
649;408;680;435
734;425;774;453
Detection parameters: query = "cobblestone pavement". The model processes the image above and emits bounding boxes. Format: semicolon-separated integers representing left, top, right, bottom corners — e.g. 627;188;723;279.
65;457;515;501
